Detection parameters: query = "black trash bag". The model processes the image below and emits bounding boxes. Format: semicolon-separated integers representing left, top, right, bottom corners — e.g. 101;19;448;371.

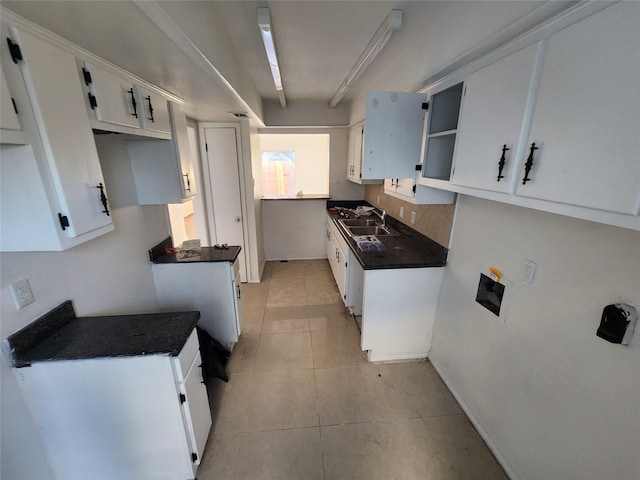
196;326;230;383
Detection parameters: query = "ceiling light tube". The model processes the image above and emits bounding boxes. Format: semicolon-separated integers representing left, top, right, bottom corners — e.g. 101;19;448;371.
258;7;286;108
329;9;402;109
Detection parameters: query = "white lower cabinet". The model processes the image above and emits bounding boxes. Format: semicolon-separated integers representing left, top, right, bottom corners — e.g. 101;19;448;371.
152;258;243;350
13;329;211;480
360;266;444;362
326;215;363;315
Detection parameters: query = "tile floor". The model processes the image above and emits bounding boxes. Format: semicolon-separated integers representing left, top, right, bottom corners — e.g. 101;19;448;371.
197;260;507;480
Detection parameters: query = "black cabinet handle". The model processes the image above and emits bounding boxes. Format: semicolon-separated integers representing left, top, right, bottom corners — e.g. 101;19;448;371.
522;143;538;185
183;174;191;192
497;144;509;182
96;183;110;216
145;96;154;122
128;88;138;118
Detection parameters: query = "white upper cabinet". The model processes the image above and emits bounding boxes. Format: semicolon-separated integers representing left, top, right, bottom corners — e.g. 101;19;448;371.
127;102;195;204
136;85;172;135
515;2;640;215
80;61;141;130
0;63;23;140
420;82;464;182
451;43;541;193
1;22;113;251
361;91;426;180
347;122;381;185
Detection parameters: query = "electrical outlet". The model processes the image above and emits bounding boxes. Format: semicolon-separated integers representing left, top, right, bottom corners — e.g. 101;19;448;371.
399;206;404;218
377;195;380;205
521;259;537;284
411;211;416;224
11;278;35;309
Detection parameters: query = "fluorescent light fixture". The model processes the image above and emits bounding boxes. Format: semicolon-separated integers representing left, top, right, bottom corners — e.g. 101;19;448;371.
258;7;286;108
329;9;402;109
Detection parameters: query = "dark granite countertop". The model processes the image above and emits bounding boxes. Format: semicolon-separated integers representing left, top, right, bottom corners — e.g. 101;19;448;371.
4;301;200;367
149;237;241;264
327;200;448;270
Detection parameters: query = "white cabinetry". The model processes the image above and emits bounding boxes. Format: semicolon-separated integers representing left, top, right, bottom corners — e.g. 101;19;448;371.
347;122;381;185
128;102;197;204
326;215;363;315
0;63;25;143
384;177;454;205
360;266;444;362
360;91;426;180
0;21;114;251
514;2;640;215
79;62;172;138
153;257;243;350
136;85;172;135
437;2;639;228
81;61;140;130
451;43;541;193
14;329;211;479
420;82;464;183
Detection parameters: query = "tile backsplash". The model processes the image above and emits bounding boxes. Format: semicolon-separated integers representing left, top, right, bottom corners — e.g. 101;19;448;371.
364;184;455;248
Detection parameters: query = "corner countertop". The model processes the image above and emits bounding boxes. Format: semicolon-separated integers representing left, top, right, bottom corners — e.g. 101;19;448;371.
149;237;241;264
327;200;448;270
5;301;200;367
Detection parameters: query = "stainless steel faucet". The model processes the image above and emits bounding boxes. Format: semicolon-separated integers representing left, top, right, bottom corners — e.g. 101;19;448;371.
372;208;386;227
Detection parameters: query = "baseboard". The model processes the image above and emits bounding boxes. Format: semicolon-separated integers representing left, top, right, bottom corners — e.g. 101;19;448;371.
367;351;428;363
428;356;521;480
264;256;328;261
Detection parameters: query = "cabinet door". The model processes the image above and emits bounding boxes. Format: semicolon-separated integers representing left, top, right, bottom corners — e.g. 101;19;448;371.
362;92;426;179
395;178;415;198
84;62;140;129
10;26;112;237
169;102;196;198
383;178;397;193
137;86;171;134
452;43;540;193
0;64;21;132
335;241;348;303
516;2;640;215
181;352;212;467
351;124;364;181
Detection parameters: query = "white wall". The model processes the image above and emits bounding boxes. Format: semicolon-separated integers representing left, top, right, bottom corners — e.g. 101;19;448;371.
1;204;170;478
241;118;265;283
430;195;640;480
262;199;327;261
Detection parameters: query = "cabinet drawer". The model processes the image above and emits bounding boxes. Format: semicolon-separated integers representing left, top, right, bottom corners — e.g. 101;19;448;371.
174;328;199;381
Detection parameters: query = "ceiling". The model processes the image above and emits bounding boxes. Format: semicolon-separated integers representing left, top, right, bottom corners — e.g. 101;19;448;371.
2;1;559;125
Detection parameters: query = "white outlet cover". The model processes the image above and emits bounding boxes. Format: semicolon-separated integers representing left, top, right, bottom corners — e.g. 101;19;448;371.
400;206;404;218
411;211;416;224
11;278;35;309
521;259;537;284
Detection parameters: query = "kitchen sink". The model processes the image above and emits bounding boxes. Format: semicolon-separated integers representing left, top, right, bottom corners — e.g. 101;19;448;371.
338;219;400;237
338;218;381;227
347;226;399;236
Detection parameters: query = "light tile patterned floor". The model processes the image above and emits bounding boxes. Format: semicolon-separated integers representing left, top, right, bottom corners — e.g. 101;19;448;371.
197;260;507;480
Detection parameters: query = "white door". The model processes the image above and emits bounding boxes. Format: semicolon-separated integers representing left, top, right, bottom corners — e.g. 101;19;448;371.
203;126;247;281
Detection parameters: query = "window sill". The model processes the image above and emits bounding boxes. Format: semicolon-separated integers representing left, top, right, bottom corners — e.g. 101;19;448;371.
261;194;331;201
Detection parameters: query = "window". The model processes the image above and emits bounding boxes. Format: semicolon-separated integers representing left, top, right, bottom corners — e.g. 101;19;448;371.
259;134;330;196
262;151;295;195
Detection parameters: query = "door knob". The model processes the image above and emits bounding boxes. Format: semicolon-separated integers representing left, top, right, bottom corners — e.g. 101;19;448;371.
234;217;241;222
